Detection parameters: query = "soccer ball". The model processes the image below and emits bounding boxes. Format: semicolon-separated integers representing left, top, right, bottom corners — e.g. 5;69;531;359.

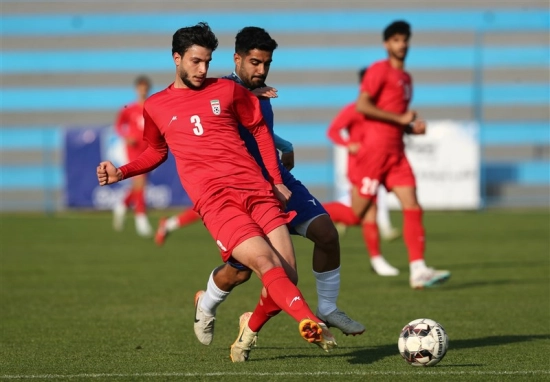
398;318;449;367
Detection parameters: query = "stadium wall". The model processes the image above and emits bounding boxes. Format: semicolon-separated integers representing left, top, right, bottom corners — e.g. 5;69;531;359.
1;1;549;211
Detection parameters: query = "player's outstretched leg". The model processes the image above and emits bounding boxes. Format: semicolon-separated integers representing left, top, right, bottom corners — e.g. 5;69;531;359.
299;319;337;352
301;214;365;335
229;231;338;362
155;209;201;246
230;285;337;363
322;201;361;236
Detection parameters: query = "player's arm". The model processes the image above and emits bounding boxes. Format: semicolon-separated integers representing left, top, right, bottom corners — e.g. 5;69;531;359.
356;65;415;126
97;107;168;185
356;92;415;126
327;104;363;154
405;119;427;135
274;134;294;171
232;84;291;204
327;104;355;146
233;85;282;185
251;86;278;99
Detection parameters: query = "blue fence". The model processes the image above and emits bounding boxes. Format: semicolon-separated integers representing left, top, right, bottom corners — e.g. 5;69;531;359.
3;10;548;35
2;122;548;190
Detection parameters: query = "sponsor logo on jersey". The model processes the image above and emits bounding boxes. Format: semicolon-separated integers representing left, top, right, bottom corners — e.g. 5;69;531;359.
210;100;221;115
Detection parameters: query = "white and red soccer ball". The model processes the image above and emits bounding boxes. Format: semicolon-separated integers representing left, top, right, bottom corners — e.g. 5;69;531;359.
398;318;449;367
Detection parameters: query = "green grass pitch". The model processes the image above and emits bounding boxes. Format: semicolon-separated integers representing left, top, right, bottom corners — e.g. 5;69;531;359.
1;210;549;381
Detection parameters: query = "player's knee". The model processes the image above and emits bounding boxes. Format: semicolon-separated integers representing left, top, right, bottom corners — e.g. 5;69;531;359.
218;264;252;289
311;220;340;249
232;268;252;285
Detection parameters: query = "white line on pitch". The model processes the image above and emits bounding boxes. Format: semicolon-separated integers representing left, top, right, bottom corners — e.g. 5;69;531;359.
1;370;550;379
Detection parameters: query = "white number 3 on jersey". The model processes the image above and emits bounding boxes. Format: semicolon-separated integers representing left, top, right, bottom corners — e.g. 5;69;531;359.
190;115;204;136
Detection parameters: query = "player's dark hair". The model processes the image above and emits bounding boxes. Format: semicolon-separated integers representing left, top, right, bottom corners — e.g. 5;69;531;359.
358;67;367;83
134;75;152;88
235;26;278;55
383;20;411;41
172;22;218;56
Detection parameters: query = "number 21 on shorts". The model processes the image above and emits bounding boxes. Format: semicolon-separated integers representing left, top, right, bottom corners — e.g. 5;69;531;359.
191;115;204;136
360;177;379;196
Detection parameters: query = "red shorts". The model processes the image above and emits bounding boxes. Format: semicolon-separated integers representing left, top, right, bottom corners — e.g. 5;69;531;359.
198;188;296;263
350;151;416;198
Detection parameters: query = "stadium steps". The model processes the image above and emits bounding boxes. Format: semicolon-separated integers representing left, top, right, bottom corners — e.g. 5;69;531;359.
1;1;548;210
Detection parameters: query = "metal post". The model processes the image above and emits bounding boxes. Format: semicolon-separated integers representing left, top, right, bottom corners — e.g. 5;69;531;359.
473;29;485;208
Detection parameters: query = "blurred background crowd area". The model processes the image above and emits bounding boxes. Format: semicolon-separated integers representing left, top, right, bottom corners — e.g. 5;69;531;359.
1;0;549;211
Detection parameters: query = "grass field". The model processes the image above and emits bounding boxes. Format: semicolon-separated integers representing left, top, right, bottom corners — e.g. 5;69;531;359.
1;210;549;381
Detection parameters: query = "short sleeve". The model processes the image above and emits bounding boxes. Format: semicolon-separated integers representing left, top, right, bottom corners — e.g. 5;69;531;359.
359;62;386;100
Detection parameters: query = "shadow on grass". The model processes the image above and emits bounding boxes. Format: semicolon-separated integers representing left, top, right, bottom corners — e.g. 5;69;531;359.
260;334;549;364
345;334;550;365
442;259;549;271
439;278;548;290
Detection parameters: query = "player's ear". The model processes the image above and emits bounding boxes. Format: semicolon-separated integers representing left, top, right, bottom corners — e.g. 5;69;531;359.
233;52;241;66
173;52;182;66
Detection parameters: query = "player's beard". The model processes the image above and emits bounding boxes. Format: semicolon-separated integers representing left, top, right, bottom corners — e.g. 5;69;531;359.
391;47;408;62
179;69;203;90
237;68;265;89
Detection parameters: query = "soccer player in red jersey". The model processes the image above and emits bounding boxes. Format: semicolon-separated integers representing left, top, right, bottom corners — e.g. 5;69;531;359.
183;27;363;351
351;21;450;289
112;76;153;237
324;68;400;277
95;22;336;361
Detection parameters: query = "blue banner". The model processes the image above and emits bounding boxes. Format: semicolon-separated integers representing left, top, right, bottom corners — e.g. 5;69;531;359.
64;126;191;209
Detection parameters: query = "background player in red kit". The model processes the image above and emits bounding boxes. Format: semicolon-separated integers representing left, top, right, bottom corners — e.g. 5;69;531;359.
112;75;153;237
96;22;336;362
351;21;450;289
324;67;401;277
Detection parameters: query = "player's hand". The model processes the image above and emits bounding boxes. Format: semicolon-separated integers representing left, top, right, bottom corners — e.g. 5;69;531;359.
410;119;427;135
252;86;278;99
348;142;361;155
399;110;417;126
273;183;292;209
97;161;122;186
280;151;294;171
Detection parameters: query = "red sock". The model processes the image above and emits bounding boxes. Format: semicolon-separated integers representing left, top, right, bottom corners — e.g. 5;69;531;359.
123;190;134;207
248;290;282;332
177;209;201;227
323;202;361;226
134;189;146;214
403;209;425;262
362;222;381;258
260;267;319;324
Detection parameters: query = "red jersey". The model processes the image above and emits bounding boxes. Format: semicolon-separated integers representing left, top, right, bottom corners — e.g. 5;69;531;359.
114;102;148;160
326;102;366;146
327;102;367;180
119;78;283;211
359;59;412;153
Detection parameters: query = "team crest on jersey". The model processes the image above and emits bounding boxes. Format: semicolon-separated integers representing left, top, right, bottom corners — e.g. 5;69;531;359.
210;99;221;115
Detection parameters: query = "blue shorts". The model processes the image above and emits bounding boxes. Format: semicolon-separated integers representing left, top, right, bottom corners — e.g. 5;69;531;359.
285;178;327;235
226;167;326;271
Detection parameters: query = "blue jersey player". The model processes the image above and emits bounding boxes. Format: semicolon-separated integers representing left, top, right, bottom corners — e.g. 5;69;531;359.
159;26;365;359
